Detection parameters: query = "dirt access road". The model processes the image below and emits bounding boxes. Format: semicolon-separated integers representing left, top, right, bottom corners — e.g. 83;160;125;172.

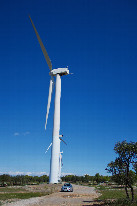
4;184;100;206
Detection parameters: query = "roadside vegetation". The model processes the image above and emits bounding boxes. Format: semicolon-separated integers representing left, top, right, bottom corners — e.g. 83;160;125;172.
0;174;49;186
96;184;137;205
62;173;111;184
106;141;137;202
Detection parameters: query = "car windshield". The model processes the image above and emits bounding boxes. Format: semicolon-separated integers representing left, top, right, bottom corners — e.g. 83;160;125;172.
64;183;71;186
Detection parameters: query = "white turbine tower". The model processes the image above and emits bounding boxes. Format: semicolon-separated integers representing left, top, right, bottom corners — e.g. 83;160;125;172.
29;16;69;183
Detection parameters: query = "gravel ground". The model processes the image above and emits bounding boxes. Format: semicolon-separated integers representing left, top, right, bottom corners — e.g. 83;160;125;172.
3;184;100;206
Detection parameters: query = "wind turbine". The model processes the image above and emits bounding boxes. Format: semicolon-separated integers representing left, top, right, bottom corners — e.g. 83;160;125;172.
29;16;69;183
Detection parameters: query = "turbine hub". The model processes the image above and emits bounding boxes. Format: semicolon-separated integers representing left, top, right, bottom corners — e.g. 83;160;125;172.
50;68;69;76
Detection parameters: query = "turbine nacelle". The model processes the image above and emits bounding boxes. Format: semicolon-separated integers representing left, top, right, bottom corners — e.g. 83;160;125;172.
50;68;69;76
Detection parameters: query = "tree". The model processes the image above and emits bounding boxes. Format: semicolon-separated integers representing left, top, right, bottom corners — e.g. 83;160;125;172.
0;174;11;186
94;173;102;184
83;174;90;183
106;141;137;201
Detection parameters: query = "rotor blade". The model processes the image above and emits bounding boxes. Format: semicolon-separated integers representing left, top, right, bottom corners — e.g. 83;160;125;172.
45;142;52;154
59;137;67;145
29;16;52;71
45;78;54;130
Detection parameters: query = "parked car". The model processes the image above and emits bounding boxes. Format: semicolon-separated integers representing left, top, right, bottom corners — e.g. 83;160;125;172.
61;183;73;192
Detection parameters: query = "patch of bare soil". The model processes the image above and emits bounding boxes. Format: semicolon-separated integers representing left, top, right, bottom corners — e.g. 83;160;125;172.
23;183;61;193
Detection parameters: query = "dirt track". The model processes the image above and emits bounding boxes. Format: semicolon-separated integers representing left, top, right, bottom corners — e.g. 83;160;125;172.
4;184;100;206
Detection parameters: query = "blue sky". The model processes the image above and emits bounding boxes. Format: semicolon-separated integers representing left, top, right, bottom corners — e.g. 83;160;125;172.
0;0;137;176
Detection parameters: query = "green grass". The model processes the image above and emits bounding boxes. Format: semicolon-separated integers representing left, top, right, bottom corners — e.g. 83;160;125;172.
0;187;26;193
96;186;137;206
95;185;108;190
0;192;49;200
98;189;128;200
0;184;58;202
98;188;137;200
105;199;137;206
